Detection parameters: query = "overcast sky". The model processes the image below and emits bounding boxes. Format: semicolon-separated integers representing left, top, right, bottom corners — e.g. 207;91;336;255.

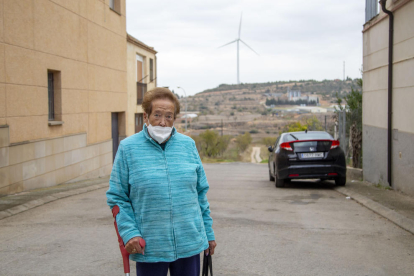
126;0;365;96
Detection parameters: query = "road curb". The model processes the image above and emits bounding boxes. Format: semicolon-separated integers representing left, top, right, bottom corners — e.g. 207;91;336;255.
335;186;414;235
0;182;109;221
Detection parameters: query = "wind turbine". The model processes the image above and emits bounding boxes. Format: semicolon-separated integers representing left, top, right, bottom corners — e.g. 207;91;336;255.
218;13;259;84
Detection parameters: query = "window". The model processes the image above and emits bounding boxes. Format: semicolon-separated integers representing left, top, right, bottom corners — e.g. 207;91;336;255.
109;0;121;14
136;54;143;82
48;72;54;121
135;113;144;133
150;58;154;82
365;0;379;22
48;70;62;122
284;132;333;142
274;136;280;148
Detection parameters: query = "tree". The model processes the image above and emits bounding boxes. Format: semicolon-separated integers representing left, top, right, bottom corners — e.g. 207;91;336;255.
262;137;278;146
195;130;231;158
235;132;252;152
345;79;363;131
286;122;308;132
335;78;363;168
280;116;323;133
303;116;324;131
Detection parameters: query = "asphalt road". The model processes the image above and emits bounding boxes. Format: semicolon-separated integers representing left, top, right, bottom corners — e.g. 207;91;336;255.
0;163;413;276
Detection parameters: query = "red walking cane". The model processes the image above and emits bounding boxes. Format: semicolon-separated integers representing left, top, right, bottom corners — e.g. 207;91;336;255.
112;205;146;276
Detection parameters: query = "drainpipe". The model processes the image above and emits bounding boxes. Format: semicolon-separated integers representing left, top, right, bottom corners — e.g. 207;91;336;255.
380;0;393;187
155;55;158;87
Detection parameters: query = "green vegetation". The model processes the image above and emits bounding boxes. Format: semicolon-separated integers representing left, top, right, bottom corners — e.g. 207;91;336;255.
335;79;362;130
261;137;278;146
280;116;323;133
373;183;393;190
199;79;360;96
192;130;231;158
235;132;252;152
191;131;241;162
335;78;363;168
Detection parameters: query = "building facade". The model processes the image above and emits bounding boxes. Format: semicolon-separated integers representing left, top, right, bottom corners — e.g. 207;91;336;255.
0;0;128;196
126;34;157;137
363;0;414;195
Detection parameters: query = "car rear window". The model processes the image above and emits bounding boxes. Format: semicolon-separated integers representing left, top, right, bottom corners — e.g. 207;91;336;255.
284;132;333;142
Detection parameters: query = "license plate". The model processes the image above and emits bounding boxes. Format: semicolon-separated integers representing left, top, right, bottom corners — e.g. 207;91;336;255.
301;152;324;158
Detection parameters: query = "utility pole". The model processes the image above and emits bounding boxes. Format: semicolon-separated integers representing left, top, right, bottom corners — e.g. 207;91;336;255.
221;119;223;136
237;39;240;84
343;110;346;155
343;61;345;81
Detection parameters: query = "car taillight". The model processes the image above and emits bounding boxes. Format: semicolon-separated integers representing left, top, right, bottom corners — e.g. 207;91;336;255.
280;142;293;151
330;140;340;149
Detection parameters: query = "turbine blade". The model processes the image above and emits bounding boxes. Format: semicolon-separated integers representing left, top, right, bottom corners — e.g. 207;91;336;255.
238;13;243;39
240;39;259;55
218;39;238;49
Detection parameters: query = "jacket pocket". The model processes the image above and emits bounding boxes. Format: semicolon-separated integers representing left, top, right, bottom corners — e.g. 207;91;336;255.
174;203;204;253
140;210;174;257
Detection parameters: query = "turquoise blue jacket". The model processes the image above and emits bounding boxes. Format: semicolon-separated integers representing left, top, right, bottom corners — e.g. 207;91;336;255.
106;125;215;263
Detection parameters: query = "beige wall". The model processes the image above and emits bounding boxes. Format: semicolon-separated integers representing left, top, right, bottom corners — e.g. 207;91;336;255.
0;0;127;145
362;0;414;195
363;0;414;133
0;0;128;195
126;37;157;137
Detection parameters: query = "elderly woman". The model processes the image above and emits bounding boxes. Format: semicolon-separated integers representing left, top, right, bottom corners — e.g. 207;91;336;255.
106;87;216;276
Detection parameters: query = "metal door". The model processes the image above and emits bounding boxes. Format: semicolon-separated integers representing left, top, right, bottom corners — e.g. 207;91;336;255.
112;113;119;162
135;113;143;133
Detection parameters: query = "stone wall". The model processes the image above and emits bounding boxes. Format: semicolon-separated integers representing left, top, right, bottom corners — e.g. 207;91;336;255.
0;126;112;196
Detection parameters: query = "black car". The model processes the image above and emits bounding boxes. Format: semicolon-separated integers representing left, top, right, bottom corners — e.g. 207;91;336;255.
268;131;346;188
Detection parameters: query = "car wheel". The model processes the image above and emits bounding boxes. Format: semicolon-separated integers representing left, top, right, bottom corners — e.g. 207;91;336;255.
335;177;346;186
275;174;285;188
269;169;275;181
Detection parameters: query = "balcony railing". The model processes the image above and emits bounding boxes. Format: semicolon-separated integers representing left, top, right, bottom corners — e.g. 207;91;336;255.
137;82;147;105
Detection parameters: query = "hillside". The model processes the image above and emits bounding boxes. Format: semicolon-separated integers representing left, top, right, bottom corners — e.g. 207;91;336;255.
176;79;361;139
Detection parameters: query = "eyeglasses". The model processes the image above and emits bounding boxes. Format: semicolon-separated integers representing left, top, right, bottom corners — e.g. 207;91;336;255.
151;113;174;122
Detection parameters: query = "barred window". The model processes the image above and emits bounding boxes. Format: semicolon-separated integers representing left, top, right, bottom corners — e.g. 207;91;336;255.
365;0;379;22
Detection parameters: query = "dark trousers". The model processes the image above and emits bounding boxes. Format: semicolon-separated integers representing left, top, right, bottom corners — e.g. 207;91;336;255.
136;254;200;276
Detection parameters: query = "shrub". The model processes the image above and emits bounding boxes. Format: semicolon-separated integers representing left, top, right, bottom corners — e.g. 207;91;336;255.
235;132;252;152
262;137;278;146
195;130;232;158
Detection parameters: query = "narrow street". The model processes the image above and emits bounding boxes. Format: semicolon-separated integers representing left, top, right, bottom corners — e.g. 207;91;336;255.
1;163;413;275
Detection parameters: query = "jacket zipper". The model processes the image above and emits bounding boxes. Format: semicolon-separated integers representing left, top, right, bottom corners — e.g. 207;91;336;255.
164;151;177;259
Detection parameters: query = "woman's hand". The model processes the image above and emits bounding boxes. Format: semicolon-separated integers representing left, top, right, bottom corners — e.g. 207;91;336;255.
125;237;144;254
204;240;217;256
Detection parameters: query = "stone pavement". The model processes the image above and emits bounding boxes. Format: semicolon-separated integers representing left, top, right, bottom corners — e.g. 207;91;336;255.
334;179;414;235
0;172;414;236
0;176;109;220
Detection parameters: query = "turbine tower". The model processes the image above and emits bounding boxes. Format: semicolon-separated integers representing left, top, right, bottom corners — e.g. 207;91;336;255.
218;13;259;84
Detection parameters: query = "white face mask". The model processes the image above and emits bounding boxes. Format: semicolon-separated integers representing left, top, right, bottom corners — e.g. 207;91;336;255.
147;124;173;144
